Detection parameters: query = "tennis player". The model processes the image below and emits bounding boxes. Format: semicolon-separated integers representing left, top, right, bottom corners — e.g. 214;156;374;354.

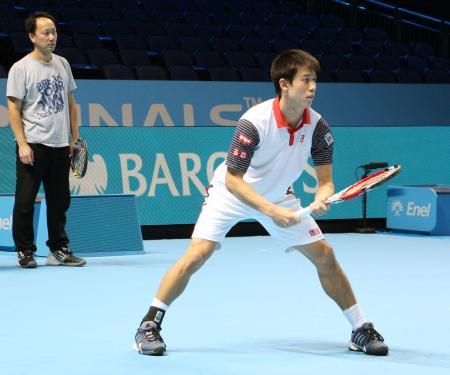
134;49;388;356
6;11;86;268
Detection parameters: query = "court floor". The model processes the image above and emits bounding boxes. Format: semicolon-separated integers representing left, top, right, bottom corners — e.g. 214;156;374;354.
0;232;449;375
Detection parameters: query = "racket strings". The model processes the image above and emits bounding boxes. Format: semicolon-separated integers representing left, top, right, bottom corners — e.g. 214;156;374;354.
342;170;397;198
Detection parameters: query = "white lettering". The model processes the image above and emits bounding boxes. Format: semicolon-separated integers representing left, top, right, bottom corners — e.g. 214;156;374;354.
144;104;174;127
89;103;118;126
183;104;194;126
302;160;318;194
119;154;147;196
148;154;180;196
406;202;431;217
179;153;205;196
210;104;242;126
206;152;227;181
0;105;9;127
122;103;133;127
0;215;12;230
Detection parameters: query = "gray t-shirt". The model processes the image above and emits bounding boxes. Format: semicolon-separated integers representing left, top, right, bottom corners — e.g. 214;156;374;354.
6;53;77;147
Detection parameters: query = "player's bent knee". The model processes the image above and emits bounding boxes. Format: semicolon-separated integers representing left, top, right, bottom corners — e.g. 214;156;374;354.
315;243;337;271
182;239;216;274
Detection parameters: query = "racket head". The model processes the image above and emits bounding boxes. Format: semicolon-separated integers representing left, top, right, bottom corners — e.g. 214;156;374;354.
70;138;88;178
338;164;402;201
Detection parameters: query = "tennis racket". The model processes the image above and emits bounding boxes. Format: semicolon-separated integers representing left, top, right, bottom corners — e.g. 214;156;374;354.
70;138;88;178
296;164;402;218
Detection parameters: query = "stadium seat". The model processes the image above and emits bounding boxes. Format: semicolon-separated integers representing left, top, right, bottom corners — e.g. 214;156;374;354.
210;37;240;54
225;50;257;69
410;42;435;59
136;65;168;80
369;69;396;83
178;36;210;54
335;68;364;83
194;50;227;68
364;27;388;43
120;49;151;69
103;64;136;80
0;64;7;78
87;48;120;67
162;50;194;68
116;34;146;52
73;34;102;51
301;39;327;57
348;54;374;74
272;39;299;54
9;32;33;53
376;54;401;73
240;37;269;55
397;69;423;83
384;40;410;58
57;47;90;66
294;14;319;31
430;56;450;72
208;67;240;81
320;14;345;30
102;21;134;37
339;27;363;45
329;40;354;59
147;36;178;54
359;40;384;59
424;69;450;83
241;67;270;82
319;54;345;74
406;55;428;74
168;65;198;80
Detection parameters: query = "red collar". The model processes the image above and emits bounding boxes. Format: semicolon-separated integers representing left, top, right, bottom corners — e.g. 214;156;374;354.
273;97;311;146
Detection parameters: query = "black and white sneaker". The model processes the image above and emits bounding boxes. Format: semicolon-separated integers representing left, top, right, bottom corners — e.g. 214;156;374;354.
17;250;37;268
349;322;389;356
134;321;166;356
46;247;86;267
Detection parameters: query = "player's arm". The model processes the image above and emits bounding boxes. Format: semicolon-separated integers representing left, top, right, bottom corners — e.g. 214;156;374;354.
7;96;34;165
68;92;79;155
309;163;334;216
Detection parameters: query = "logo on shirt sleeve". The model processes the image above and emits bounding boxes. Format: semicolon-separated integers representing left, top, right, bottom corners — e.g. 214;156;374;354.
233;148;247;158
324;132;334;146
238;133;252;145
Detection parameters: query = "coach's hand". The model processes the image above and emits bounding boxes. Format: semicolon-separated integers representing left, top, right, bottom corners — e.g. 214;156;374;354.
271;206;301;228
18;144;34;166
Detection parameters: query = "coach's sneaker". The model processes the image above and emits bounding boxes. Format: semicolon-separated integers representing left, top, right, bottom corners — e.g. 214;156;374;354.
17;250;37;268
349;322;388;356
46;247;86;266
134;321;166;356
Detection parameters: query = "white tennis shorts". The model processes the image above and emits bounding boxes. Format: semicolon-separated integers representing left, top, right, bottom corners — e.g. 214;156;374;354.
192;184;325;250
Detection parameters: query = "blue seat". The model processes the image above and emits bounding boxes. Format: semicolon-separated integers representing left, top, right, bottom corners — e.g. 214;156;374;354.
0;3;16;17
376;54;401;74
87;48;119;67
194;50;226;68
183;11;210;26
208;67;240;81
120;49;150;69
320;14;344;30
60;7;90;22
170;0;196;12
272;39;299;54
102;21;134;37
312;27;337;46
91;8;121;23
71;20;101;36
111;0;140;12
384;40;410;58
225;50;257;69
116;34;146;52
424;69;450;83
79;0;109;8
121;9;150;23
258;51;277;70
56;33;74;48
339;27;363;45
9;32;33;53
134;21;166;38
410;42;435;59
195;24;224;38
251;1;279;15
397;69;423;83
103;64;136;80
136;65;168;80
147;36;177;54
317;70;334;82
1;17;25;32
294;14;319;31
228;25;255;43
241;67;270;82
430;57;450;72
0;64;7;78
301;39;327;57
359;40;383;59
239;12;268;28
319;54;345;74
162;50;193;68
369;69;396;83
179;36;210;54
364;27;388;43
227;2;252;15
269;13;295;28
166;23;196;38
240;37;269;55
73;34;102;50
282;25;309;43
335;68;364;83
329;40;353;59
210;37;239;54
406;55;428;74
279;1;303;15
348;54;374;74
210;12;234;28
256;25;283;42
168;65;198;80
57;47;90;66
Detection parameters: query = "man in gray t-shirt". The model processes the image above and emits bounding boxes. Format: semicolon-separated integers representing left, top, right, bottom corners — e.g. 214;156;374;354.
6;11;86;268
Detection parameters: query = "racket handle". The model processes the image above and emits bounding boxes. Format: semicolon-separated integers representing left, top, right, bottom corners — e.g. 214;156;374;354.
295;206;312;218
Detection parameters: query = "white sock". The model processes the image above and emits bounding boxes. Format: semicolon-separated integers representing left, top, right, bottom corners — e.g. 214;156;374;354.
151;297;169;311
343;304;367;330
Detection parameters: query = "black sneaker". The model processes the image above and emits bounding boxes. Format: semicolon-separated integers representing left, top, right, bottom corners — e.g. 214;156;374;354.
17;250;37;268
134;321;166;356
46;247;86;267
349;322;389;356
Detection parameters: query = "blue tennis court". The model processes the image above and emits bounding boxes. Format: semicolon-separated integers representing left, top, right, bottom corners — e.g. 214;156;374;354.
1;232;449;375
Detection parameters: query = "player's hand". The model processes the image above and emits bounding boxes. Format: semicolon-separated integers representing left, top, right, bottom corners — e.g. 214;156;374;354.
309;199;330;216
69;138;77;157
18;144;34;166
270;206;301;228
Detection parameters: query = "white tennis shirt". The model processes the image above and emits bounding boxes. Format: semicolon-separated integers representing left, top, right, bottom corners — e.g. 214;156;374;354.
211;97;334;203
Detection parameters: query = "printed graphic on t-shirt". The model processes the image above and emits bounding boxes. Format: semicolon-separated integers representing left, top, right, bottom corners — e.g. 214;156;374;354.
36;74;65;119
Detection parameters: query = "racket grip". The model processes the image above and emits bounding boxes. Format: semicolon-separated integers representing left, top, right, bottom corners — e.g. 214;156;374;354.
295;206;312;218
